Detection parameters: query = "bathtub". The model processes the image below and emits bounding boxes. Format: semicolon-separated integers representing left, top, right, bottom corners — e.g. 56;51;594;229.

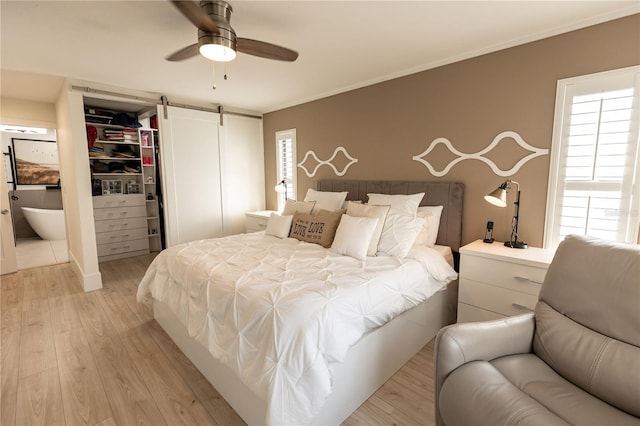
21;207;67;241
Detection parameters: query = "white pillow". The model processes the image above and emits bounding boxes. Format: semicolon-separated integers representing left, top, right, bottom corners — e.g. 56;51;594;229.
330;215;379;260
407;245;458;282
304;189;348;214
342;199;362;209
376;213;425;258
413;205;444;247
282;199;315;215
367;192;425;216
346;201;390;256
265;213;293;239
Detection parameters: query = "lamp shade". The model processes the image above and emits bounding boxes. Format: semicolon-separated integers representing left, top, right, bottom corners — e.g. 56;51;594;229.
484;184;508;207
275;180;287;194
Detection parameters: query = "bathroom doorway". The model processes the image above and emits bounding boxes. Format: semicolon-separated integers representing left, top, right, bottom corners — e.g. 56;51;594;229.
1;125;68;270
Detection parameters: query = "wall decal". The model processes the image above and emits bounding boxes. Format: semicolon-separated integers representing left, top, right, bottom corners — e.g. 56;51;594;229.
412;131;549;177
298;147;359;177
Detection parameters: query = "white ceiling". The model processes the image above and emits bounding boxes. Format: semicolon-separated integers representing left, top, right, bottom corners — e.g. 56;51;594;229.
1;1;638;114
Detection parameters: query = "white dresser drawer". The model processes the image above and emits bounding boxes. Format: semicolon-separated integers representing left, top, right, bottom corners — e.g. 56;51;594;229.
94;217;147;233
457;302;506;323
245;211;275;233
460;255;545;296
93;205;147;221
97;238;149;257
246;216;268;232
459;278;538;317
93;194;145;208
95;227;148;245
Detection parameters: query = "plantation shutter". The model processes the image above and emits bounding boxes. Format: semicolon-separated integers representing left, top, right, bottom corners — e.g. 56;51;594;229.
276;130;297;210
546;67;640;247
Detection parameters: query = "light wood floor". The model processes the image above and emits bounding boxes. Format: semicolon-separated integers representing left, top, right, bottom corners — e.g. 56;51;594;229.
1;255;437;426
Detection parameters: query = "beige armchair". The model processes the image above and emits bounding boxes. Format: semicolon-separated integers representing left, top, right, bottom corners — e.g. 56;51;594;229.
435;234;640;425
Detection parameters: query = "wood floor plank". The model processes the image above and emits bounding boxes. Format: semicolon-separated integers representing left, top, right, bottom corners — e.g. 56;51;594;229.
201;393;246;426
15;367;66;426
19;269;56;379
72;284;168;425
1;272;23;426
88;335;168;426
54;326;113;426
146;317;245;425
118;313;217;426
72;291;116;348
93;287;145;335
1;272;23;307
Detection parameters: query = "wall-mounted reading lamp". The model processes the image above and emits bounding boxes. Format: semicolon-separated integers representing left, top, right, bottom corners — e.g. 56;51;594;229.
484;179;528;249
274;179;287;201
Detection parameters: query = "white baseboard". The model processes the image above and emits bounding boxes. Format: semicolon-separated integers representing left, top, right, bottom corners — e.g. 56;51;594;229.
69;250;102;291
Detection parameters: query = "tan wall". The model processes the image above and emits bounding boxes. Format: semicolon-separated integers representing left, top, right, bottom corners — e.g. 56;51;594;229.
0;97;57;128
263;14;640;248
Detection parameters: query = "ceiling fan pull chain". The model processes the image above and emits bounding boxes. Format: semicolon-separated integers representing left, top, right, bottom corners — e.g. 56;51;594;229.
224;62;228;80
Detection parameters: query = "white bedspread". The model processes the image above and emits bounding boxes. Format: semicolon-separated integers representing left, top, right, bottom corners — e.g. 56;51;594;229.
137;232;456;425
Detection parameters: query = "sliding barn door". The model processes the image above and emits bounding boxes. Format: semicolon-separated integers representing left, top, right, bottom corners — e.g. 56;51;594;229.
157;105;223;247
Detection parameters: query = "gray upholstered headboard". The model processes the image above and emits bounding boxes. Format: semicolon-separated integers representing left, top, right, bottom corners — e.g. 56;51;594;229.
317;180;464;252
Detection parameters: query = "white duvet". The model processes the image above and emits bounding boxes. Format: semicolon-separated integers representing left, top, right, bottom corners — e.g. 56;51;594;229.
137;232;457;425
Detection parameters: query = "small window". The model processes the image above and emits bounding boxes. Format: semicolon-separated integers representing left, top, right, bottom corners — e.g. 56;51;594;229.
275;129;297;211
545;66;640;248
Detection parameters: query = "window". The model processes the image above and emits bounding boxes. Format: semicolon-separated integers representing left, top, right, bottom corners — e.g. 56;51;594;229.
545;66;640;248
275;129;297;211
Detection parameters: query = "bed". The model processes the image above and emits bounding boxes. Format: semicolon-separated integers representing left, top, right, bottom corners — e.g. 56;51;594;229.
138;180;464;425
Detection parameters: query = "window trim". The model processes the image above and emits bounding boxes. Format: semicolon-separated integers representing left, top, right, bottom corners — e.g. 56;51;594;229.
544;65;640;248
275;129;297;212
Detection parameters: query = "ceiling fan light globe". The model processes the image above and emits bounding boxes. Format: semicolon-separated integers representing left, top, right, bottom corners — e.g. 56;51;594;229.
200;43;236;62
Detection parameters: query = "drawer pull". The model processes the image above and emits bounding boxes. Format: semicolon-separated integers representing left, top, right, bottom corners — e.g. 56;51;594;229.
514;275;543;285
512;303;533;311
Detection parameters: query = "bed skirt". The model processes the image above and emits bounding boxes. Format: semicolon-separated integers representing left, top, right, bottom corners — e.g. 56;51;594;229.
153;279;458;425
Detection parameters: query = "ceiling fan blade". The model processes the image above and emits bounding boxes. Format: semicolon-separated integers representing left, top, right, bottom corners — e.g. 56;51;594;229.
237;38;298;62
170;0;218;33
166;43;201;61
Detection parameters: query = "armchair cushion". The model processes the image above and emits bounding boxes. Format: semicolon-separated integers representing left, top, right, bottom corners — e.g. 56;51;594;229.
534;301;640;417
440;354;639;425
439;360;570;426
435;313;535;411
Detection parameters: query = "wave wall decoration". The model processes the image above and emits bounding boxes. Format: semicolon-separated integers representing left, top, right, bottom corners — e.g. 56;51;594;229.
412;131;549;177
298;147;358;177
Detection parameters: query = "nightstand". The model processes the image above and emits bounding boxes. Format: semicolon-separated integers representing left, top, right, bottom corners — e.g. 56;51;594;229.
245;210;276;233
457;240;556;323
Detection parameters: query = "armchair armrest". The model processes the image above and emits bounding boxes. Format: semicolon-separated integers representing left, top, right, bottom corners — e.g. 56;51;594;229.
434;313;535;426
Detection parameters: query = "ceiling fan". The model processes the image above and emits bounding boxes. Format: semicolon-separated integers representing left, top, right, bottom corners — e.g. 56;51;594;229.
166;0;298;63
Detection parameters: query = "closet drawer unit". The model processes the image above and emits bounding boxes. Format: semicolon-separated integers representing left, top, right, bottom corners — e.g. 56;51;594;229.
93;193;149;262
459;279;538;317
93;205;147;221
95;227;148;245
93;194;146;209
460;255;545;296
94;217;147;233
97;238;149;257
